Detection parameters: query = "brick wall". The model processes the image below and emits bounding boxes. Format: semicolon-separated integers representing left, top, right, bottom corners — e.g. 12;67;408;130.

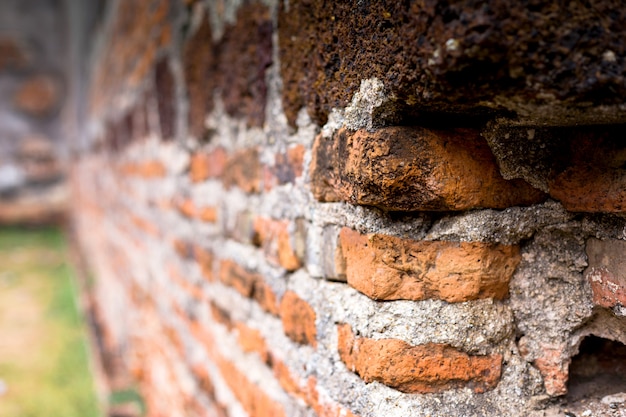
71;1;626;416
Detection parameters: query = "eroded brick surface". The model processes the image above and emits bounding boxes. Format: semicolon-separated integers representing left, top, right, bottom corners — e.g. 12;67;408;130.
279;291;317;347
310;127;545;211
337;323;502;394
279;0;626;127
339;228;519;302
586;238;626;311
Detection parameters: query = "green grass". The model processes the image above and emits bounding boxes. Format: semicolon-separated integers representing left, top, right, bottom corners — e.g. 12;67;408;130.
0;226;102;417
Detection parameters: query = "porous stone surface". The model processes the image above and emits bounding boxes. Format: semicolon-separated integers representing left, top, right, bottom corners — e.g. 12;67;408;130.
310;126;546;211
279;0;626;128
339;227;519;302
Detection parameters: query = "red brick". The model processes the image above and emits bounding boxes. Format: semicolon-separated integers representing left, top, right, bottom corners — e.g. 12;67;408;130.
121;160;166;178
218;260;279;315
194;246;214;281
339;228;520;303
279;291;317;347
520;339;568;396
253;217;302;271
548;131;626;212
176;198;197;218
223;148;262;193
337;323;502;394
199;206;217;223
183;11;215;138
189;321;288;417
13;74;61;116
310;127;545;211
585;238;626;310
235;322;269;364
190;148;227;182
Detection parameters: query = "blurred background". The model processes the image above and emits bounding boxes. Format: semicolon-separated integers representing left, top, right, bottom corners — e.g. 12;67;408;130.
0;1;126;416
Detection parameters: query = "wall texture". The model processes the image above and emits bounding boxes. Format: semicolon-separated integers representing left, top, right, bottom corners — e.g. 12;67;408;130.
71;1;626;416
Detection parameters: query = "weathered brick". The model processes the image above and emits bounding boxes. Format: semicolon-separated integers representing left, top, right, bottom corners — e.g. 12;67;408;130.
199;206;217;223
337;323;502;394
183;11;216;138
121;160;166;178
585;238;626;311
155;57;175;140
223;148;262;193
219;2;272;127
194;246;214;281
218;260;279;315
254;217;302;271
279;291;317;347
310;127;545;211
279;1;626;127
235;322;269;364
190;322;288;417
176;198;197;218
189;147;227;183
548;128;626;212
519;339;568;396
339;228;519;303
13;74;61;116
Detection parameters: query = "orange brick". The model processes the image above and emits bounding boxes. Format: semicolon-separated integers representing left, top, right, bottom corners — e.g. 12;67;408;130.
190;147;227;182
254;217;302;271
218;260;279;315
121;160;167;178
520;340;568;396
548;129;626;212
194;246;214;281
13;74;61;116
339;227;520;302
223;148;262;193
235;322;269;363
279;291;317;347
176;198;197;218
337;323;502;394
199;206;218;223
310;127;545;211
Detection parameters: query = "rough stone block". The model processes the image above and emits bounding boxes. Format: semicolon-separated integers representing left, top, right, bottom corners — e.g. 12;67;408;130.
310;127;545;211
337;323;502;394
339;227;520;302
279;291;317;347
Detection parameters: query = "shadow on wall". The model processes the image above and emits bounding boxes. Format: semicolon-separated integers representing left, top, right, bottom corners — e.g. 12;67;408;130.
0;0;69;225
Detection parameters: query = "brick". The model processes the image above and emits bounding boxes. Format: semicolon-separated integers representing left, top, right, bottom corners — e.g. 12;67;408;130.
199;206;217;223
218;3;272;127
121;160;166;178
155;57;176;140
223;148;262;193
218;260;279;315
339;228;519;303
585;238;626;311
310;127;545;211
176;198;197;218
189;322;288;417
190;147;227;182
279;1;626;128
235;322;269;364
183;11;216;138
548;128;626;212
194;246;214;281
337;323;502;394
254;217;302;271
0;37;29;70
520;340;569;396
279;291;317;347
13;74;61;116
